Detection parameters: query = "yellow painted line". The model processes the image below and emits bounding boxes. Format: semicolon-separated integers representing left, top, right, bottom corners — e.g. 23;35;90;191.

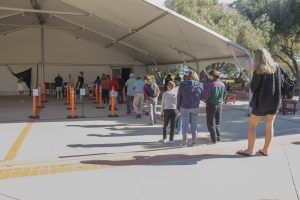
0;163;110;180
4;122;33;161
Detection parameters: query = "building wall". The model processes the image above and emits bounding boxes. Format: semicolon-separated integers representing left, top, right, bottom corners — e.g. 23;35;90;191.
0;65;147;95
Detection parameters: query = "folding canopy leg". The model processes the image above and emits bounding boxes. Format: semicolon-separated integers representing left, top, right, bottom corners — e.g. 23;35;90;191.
228;44;253;115
151;58;163;86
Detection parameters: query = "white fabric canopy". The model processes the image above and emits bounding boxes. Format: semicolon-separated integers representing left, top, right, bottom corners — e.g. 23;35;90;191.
0;0;251;69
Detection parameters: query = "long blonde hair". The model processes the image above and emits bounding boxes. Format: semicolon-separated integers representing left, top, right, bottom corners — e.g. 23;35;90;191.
187;71;199;81
253;48;278;74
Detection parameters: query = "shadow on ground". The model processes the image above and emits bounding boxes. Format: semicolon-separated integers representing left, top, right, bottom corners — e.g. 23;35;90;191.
68;141;176;149
81;153;243;166
292;141;300;145
66;123;128;128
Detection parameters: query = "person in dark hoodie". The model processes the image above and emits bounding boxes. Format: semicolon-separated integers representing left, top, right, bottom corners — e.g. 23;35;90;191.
109;75;119;110
177;71;203;147
203;70;226;143
237;48;281;157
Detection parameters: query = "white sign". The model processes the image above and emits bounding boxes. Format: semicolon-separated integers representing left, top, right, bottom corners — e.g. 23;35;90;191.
32;89;39;96
110;91;118;97
80;88;86;96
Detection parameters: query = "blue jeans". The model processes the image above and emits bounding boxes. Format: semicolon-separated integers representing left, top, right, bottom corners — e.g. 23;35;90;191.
118;92;123;104
181;108;199;142
176;114;182;133
126;96;134;114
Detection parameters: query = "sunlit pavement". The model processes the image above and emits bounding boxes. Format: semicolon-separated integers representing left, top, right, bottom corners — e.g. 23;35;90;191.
0;97;299;200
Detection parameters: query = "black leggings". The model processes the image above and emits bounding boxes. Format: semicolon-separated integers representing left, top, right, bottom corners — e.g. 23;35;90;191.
163;109;176;141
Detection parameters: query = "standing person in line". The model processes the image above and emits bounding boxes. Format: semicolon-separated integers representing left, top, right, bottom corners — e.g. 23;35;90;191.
125;74;136;114
133;77;144;118
164;73;173;91
237;48;281;157
144;75;160;125
101;73;106;80
118;76;125;104
109;75;119;110
174;80;182;134
202;70;226;143
68;74;73;86
177;71;203;147
94;76;100;86
175;73;181;83
17;78;26;102
54;73;64;99
75;71;84;103
101;75;110;106
160;81;178;143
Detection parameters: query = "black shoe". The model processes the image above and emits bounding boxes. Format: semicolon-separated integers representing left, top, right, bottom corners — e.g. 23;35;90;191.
109;106;111;110
136;114;142;118
115;107;118;110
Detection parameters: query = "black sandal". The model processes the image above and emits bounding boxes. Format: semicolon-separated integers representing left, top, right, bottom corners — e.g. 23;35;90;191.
236;150;252;157
257;150;268;157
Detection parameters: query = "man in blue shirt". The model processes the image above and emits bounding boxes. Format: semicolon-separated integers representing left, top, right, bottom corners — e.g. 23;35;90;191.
133;77;145;118
125;74;136;114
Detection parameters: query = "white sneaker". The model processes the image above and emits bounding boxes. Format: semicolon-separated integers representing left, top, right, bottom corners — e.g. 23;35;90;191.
176;131;182;135
159;139;166;143
168;141;174;144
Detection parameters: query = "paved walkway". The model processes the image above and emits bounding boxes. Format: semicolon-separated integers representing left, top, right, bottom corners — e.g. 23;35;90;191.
0;96;299;200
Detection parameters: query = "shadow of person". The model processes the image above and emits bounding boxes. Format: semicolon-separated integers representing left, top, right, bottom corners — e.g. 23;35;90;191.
66;123;127;128
81;153;240;167
292;141;300;145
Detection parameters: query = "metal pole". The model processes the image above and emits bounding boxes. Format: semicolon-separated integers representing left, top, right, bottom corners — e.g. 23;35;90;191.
41;27;45;84
228;44;253;114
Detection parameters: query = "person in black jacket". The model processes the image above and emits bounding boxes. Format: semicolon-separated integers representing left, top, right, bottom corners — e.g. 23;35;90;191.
237;48;281;157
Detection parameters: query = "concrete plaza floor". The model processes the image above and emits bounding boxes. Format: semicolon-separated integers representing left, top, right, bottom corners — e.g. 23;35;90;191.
0;96;299;200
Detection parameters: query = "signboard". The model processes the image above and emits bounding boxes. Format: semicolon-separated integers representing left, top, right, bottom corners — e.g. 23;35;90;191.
110;91;118;97
32;89;39;96
80;88;86;96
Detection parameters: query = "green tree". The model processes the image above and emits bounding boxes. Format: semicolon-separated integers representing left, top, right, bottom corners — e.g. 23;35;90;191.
165;0;273;52
232;0;300;83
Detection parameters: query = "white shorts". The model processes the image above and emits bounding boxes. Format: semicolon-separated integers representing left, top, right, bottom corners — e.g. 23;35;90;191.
56;87;63;92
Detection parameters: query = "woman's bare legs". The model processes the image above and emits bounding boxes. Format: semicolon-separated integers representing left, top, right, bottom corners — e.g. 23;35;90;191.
243;114;262;154
261;114;276;155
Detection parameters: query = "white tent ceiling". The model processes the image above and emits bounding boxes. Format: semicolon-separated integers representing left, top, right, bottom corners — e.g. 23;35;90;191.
0;0;251;69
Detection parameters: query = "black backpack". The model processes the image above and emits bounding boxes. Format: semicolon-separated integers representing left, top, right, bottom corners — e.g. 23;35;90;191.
147;82;158;98
280;67;295;99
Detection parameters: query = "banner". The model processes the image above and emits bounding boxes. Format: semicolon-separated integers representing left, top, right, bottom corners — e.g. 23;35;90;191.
7;66;32;94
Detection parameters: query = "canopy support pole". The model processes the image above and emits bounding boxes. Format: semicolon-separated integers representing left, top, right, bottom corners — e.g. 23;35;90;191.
41;27;45;84
151;58;163;86
228;44;253;114
0;6;87;16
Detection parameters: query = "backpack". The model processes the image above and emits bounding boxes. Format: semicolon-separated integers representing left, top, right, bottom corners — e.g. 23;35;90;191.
280;67;295;99
147;82;158;98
